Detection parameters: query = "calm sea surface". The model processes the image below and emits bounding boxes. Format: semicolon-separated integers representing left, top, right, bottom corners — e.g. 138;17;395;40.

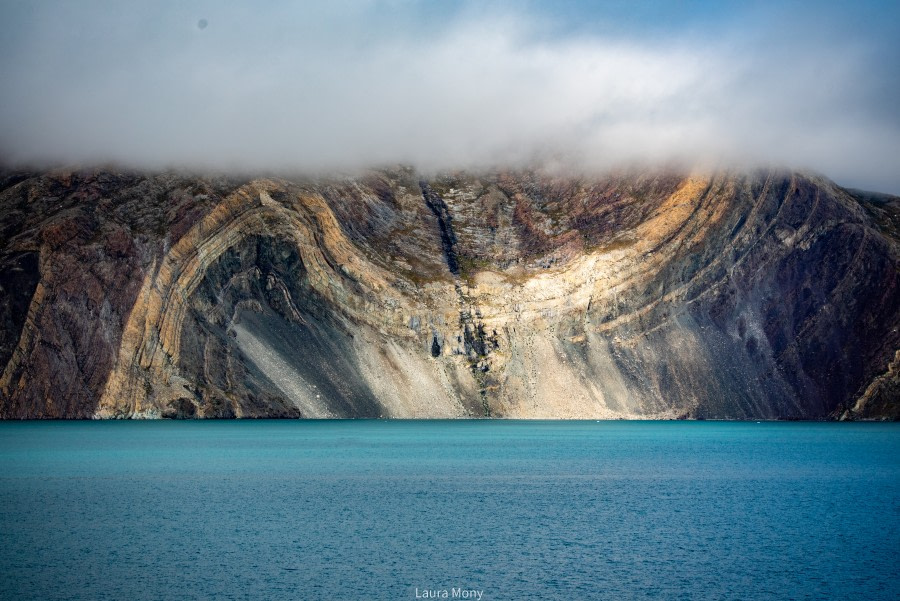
0;420;897;601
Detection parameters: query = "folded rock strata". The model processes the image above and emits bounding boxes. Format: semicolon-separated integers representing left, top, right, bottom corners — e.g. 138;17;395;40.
0;167;897;419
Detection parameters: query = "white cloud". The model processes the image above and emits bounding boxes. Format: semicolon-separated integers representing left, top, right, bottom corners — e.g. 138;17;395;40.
1;1;898;192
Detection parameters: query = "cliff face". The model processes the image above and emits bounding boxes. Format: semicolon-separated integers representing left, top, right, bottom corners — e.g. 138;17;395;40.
0;167;897;419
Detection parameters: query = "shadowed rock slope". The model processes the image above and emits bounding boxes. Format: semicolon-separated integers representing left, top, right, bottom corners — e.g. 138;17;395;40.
0;167;897;419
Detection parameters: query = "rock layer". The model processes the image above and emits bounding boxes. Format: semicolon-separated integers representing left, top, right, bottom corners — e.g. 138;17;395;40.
0;167;897;419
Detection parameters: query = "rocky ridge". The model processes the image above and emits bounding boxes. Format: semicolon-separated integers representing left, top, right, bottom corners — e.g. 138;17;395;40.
0;167;897;419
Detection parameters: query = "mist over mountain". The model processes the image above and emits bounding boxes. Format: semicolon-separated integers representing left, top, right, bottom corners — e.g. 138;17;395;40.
0;3;898;419
1;1;899;192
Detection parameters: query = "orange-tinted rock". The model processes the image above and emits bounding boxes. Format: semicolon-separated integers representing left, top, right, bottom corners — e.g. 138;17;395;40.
0;167;897;419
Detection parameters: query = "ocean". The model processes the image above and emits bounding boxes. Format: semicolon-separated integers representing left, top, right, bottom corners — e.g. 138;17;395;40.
1;420;897;600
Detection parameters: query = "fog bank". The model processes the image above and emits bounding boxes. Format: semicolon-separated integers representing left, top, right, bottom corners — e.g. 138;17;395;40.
1;1;898;192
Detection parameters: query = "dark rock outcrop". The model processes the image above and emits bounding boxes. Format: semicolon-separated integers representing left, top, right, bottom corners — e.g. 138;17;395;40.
0;167;897;419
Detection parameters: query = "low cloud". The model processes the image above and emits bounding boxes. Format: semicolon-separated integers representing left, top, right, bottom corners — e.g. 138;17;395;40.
1;1;898;192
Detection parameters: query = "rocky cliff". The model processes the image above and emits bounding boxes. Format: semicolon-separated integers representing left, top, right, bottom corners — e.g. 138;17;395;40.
0;167;897;419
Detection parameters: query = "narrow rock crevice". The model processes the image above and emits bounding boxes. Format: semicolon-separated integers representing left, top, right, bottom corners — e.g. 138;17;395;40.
420;181;459;275
421;181;496;414
430;336;441;357
453;283;500;416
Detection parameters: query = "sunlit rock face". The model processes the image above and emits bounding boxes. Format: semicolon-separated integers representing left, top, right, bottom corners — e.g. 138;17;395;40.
0;167;897;419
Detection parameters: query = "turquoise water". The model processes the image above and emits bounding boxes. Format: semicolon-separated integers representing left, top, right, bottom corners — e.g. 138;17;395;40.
0;421;897;601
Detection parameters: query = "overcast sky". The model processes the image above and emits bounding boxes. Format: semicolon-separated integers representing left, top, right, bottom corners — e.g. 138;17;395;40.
1;0;898;192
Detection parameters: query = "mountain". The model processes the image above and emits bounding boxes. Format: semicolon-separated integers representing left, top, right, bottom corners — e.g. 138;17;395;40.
0;167;897;419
